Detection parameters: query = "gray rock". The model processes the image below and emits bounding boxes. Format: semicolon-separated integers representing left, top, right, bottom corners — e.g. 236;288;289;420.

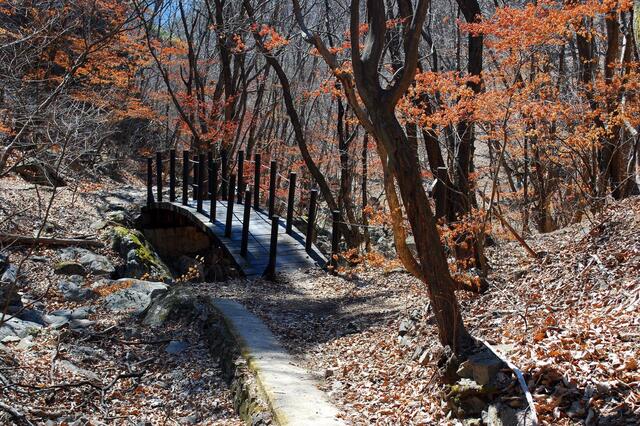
16;335;35;350
105;210;132;225
0;317;43;341
44;313;70;327
90;220;108;230
0;252;7;272
48;309;72;316
45;308;92;328
69;319;95;331
78;251;115;276
58;279;96;302
179;415;198;425
166;340;188;354
59;248;115;277
457;360;474;379
54;261;87;276
71;306;93;319
143;287;204;327
18;309;45;325
59;247;86;261
1;264;17;284
0;282;22;311
467;350;504;386
398;318;413;336
102;279;169;314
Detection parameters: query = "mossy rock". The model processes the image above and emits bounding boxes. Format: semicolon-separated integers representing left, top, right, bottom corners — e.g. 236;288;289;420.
111;226;172;282
142;286;204;327
447;378;496;399
54;261;87;276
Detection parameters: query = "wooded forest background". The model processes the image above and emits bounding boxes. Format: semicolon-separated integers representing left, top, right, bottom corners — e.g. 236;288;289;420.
1;0;639;354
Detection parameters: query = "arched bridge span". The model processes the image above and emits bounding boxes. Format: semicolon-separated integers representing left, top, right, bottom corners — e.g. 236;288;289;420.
141;150;330;278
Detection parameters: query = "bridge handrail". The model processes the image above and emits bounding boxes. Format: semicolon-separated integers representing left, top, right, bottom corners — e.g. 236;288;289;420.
145;149;338;278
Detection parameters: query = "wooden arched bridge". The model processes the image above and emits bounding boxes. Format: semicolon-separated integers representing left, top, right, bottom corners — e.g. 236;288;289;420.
142;150;340;278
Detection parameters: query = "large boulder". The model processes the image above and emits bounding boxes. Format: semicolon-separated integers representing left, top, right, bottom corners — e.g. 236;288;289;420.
110;226;172;282
97;279;169;314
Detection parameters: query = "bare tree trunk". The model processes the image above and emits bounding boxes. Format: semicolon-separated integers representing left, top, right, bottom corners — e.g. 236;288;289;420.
362;133;371;252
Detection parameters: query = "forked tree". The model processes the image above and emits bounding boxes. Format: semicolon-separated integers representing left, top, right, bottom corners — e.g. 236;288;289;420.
293;0;473;353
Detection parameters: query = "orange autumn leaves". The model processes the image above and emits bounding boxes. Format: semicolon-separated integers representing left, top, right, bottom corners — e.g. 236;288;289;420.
251;24;289;51
400;0;639;150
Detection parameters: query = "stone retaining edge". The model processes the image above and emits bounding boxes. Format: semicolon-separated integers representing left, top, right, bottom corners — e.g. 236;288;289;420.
204;305;273;425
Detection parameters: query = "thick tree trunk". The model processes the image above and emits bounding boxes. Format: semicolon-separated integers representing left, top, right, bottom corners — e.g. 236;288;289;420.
372;107;471;351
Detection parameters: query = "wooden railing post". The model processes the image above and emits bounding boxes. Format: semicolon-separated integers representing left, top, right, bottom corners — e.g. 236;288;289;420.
331;210;341;272
207;151;213;196
210;160;218;222
197;153;205;213
182;150;189;205
169;149;176;202
286;172;297;235
146;157;153;206
237;150;244;204
253;153;261;209
225;174;236;238
241;189;252;257
268;160;277;218
221;149;228;201
192;153;198;200
156;152;163;202
305;189;318;252
264;215;279;280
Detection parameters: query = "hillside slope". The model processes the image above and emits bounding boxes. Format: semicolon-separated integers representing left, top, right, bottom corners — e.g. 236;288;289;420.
467;197;640;424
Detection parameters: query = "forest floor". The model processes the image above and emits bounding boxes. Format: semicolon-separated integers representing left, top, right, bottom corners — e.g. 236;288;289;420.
0;174;638;425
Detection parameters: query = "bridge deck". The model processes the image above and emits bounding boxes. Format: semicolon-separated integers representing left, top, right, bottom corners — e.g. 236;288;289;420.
149;200;326;277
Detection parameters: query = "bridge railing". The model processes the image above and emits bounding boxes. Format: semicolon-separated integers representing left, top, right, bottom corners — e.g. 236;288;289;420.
145;150;339;278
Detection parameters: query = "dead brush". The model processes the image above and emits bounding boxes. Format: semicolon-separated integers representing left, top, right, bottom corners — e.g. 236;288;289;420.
176;255;205;283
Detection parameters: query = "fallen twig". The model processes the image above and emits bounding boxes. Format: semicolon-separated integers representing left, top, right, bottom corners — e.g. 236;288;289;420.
0;234;103;248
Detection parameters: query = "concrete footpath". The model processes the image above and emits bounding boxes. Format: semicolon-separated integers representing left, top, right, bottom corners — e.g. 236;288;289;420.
210;298;346;426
